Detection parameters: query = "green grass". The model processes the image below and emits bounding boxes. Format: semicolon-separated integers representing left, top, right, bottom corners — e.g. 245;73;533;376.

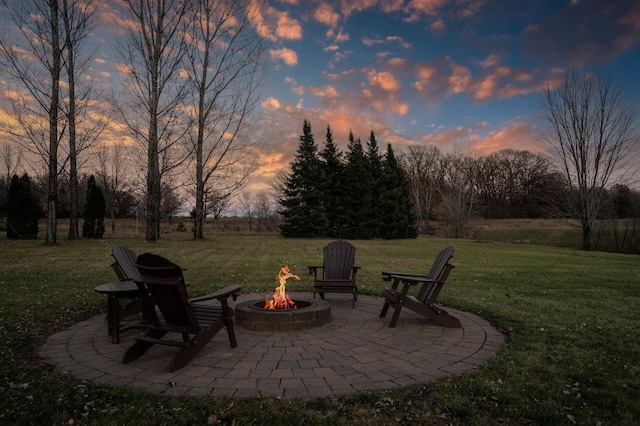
1;233;639;425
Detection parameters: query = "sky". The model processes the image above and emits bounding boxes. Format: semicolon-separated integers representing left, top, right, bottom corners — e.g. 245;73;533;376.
245;0;640;191
2;0;640;196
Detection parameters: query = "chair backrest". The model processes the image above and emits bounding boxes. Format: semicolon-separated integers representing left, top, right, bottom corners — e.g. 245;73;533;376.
134;253;199;332
323;240;356;280
416;245;455;302
111;245;139;281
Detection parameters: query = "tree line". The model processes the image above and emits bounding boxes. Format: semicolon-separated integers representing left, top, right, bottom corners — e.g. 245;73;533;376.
0;0;267;244
277;120;417;239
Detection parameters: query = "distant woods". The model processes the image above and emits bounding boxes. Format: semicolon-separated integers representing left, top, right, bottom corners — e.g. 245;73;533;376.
273;119;640;252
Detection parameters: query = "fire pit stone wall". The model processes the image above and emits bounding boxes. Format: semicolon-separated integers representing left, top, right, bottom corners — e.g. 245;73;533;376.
234;299;332;331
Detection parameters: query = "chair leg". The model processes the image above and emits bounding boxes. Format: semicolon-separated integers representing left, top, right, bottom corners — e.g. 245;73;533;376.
388;305;403;328
380;302;390;318
224;310;238;348
122;329;167;364
170;341;205;372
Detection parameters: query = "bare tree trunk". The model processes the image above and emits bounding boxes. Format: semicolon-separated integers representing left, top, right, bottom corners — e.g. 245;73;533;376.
62;0;77;239
46;0;62;246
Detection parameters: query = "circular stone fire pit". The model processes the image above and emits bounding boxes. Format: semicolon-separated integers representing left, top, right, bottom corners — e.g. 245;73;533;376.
235;299;332;331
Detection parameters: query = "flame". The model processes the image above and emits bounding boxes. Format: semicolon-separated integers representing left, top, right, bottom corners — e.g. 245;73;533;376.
264;265;300;310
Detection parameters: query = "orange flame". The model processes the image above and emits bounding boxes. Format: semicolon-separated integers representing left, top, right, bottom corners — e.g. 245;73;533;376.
264;265;300;310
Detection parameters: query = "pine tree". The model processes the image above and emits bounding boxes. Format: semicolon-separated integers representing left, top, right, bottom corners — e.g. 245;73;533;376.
342;131;375;239
82;175;106;239
366;130;384;237
319;125;347;238
6;173;40;239
279;120;327;238
379;144;418;239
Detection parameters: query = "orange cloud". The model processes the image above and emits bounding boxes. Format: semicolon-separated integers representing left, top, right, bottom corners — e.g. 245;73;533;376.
469;122;541;154
368;70;402;92
269;48;298;66
314;3;341;27
251;1;302;42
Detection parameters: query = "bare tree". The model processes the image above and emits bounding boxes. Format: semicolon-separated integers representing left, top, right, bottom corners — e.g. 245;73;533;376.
476;149;552;219
60;0;101;239
540;70;639;250
237;190;254;231
95;143;129;233
116;0;190;241
434;151;478;238
254;190;275;231
400;145;441;233
185;0;268;239
0;0;65;245
1;142;23;182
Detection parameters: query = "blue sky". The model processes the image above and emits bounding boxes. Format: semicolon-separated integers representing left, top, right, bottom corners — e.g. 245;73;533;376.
2;0;639;194
248;0;640;190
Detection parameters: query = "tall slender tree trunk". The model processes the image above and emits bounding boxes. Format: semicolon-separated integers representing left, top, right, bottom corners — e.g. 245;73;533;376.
193;40;209;240
62;0;79;240
46;0;62;246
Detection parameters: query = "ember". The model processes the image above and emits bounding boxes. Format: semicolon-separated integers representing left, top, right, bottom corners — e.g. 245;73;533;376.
264;265;300;310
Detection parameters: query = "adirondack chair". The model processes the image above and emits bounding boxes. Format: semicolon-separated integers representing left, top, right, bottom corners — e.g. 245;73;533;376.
308;240;360;307
111;245;139;282
122;252;241;372
95;245;155;343
379;245;461;328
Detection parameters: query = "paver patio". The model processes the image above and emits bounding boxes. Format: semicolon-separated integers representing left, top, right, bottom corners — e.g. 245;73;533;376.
39;292;505;398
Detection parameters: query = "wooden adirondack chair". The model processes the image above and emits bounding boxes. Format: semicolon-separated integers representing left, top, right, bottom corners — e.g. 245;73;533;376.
122;252;241;372
308;240;360;307
111;245;139;282
379;245;461;328
98;245;155;343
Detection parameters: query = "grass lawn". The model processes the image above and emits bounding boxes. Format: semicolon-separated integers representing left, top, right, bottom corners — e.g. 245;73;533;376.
1;231;639;425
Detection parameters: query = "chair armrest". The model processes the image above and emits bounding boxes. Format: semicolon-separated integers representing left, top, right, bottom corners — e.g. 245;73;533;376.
308;266;323;277
390;275;439;285
382;271;428;281
190;284;242;303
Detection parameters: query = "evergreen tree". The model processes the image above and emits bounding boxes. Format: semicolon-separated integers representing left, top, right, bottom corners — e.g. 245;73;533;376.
379;144;418;239
6;173;40;239
366;130;384;237
319;125;348;238
342;131;375;239
82;175;106;239
279;120;327;238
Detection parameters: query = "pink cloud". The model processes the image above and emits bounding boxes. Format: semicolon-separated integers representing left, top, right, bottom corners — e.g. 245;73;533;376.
251;1;302;42
313;3;341;27
269;48;298;66
368;70;402;92
469;122;541;154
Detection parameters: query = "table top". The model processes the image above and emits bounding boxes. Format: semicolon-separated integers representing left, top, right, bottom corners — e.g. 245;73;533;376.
94;280;139;294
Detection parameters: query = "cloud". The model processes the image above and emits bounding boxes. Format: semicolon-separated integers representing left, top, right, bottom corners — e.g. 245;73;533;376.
313;3;341;27
363;35;411;49
430;19;446;32
368;70;402;92
251;1;303;42
521;0;640;66
261;97;281;111
403;0;449;22
410;55;539;103
469;121;541;154
269;48;298;66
